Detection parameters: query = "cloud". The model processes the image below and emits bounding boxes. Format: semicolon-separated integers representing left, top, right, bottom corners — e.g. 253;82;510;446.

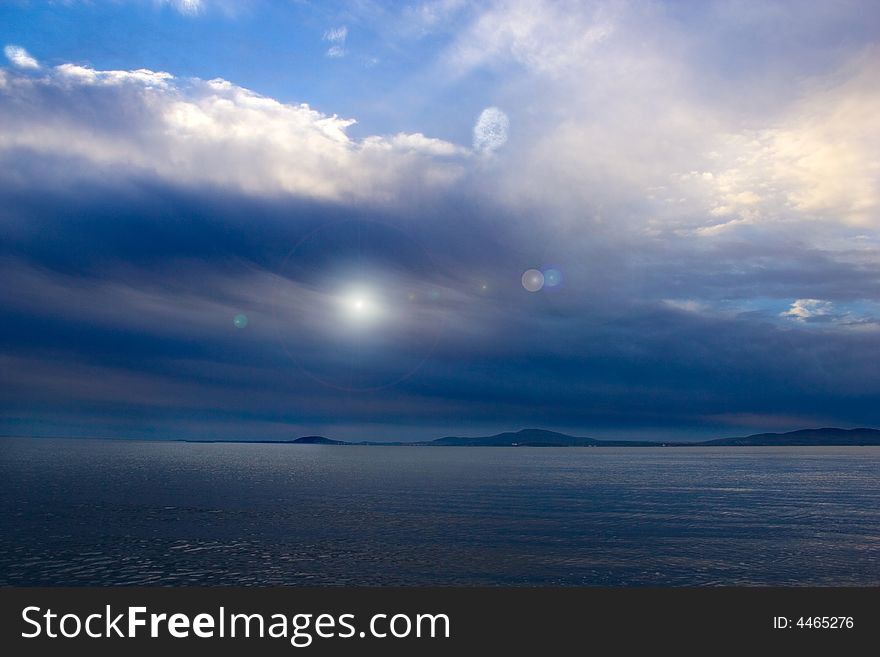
689;53;880;231
4;45;40;70
324;26;348;58
55;63;174;87
662;299;710;315
400;0;470;36
4;241;880;438
324;26;348;42
441;0;614;77
472;107;509;153
429;0;880;245
158;0;203;15
778;298;879;328
0;62;467;203
782;298;834;321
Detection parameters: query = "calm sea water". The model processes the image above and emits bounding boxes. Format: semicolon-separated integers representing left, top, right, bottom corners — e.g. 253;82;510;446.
1;438;879;586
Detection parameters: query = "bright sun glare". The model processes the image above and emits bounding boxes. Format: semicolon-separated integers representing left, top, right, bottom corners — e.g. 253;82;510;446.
341;290;380;323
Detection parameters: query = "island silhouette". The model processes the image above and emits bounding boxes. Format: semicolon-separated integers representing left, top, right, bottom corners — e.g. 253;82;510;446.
185;427;880;447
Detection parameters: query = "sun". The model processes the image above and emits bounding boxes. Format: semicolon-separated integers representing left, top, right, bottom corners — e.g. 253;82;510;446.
340;289;380;323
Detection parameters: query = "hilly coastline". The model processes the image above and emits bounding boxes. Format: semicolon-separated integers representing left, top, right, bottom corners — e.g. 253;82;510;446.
279;427;880;447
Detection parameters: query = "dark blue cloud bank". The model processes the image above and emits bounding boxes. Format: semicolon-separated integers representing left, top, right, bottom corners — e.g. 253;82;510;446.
1;1;879;441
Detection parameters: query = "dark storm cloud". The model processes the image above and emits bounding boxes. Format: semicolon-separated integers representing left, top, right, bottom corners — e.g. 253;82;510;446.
2;173;880;441
632;238;880;305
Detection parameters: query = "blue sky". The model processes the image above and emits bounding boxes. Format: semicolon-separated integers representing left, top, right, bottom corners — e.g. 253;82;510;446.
0;0;502;141
1;0;879;441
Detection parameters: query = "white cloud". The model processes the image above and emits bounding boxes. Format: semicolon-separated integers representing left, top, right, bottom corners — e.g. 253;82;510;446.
158;0;203;15
324;26;348;58
2;1;878;244
427;0;880;246
760;57;880;226
472;107;509;153
442;0;613;77
687;54;880;232
4;45;40;70
440;2;721;229
56;63;174;87
388;132;469;157
782;299;834;321
0;63;467;203
324;26;348;43
779;299;879;329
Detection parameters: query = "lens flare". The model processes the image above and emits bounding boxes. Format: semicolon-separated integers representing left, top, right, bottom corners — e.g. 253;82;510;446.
521;269;544;292
543;268;562;287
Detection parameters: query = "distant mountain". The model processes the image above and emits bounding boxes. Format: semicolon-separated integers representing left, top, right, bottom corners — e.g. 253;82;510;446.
289;436;347;445
429;429;600;447
194;427;880;447
702;427;880;446
429;427;880;447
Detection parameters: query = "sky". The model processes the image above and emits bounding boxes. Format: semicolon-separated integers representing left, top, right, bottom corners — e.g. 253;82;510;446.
1;0;879;442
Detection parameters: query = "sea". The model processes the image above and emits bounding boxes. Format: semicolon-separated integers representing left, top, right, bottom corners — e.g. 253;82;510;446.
1;438;878;586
